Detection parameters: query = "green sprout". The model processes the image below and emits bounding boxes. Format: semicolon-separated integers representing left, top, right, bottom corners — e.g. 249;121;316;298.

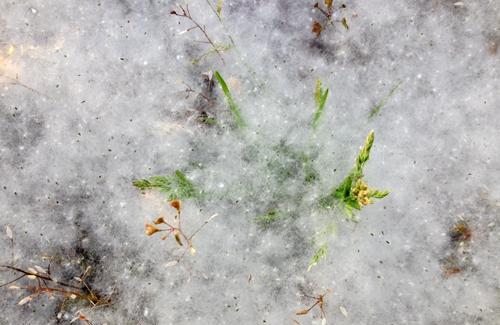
369;81;403;118
214;71;246;128
132;170;199;201
312;79;330;129
308;244;328;271
320;130;389;220
307;222;336;271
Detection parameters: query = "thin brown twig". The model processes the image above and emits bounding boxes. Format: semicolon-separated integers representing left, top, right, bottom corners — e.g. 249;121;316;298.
0;265;82;290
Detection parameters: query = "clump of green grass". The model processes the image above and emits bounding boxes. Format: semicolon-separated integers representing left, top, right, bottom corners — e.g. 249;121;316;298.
255;210;281;228
214;71;246;128
309;131;389;270
132;79;389;273
132;170;199;200
268;142;319;185
312;79;330;129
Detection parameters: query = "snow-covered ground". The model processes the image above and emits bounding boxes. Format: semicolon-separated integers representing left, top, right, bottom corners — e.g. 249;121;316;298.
0;1;499;324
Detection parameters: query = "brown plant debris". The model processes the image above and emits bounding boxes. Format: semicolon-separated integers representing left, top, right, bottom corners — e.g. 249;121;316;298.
0;228;112;316
311;1;349;37
0;264;111;307
441;220;473;278
144;200;218;262
295;289;331;322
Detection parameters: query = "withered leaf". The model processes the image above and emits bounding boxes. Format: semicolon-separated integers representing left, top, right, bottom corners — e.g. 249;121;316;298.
312;21;323;37
325;0;333;8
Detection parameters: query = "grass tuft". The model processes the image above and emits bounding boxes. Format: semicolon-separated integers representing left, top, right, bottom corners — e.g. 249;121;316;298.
132;170;199;201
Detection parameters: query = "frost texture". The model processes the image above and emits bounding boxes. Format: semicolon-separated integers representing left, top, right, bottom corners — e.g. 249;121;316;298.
0;0;500;324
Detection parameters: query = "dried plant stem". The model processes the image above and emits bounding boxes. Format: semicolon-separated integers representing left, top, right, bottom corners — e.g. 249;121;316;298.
171;5;225;64
0;264;102;305
1;265;82;290
188;214;218;240
296;291;328;319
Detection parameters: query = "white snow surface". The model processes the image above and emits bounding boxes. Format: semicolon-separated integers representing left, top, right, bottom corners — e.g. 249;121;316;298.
0;0;499;324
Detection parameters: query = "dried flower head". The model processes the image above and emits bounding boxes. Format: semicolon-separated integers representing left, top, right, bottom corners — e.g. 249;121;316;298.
312;21;323;37
153;216;166;225
170;200;181;212
145;224;161;236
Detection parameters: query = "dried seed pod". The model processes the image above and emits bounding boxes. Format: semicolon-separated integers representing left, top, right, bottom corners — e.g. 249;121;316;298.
5;225;13;239
173;230;183;246
339;306;348;317
34;265;47;274
165;260;178;268
296;309;309;315
18;295;34;305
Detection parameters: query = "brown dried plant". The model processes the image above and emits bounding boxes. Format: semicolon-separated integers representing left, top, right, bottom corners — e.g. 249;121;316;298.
441;220;473;278
144;200;218;264
69;311;94;325
0;226;111;310
295;289;331;323
312;0;349;37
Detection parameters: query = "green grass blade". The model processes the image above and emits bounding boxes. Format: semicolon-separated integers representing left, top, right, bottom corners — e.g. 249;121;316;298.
355;130;375;172
308;244;328;271
312;79;330;129
214;71;246;128
369;81;403;118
